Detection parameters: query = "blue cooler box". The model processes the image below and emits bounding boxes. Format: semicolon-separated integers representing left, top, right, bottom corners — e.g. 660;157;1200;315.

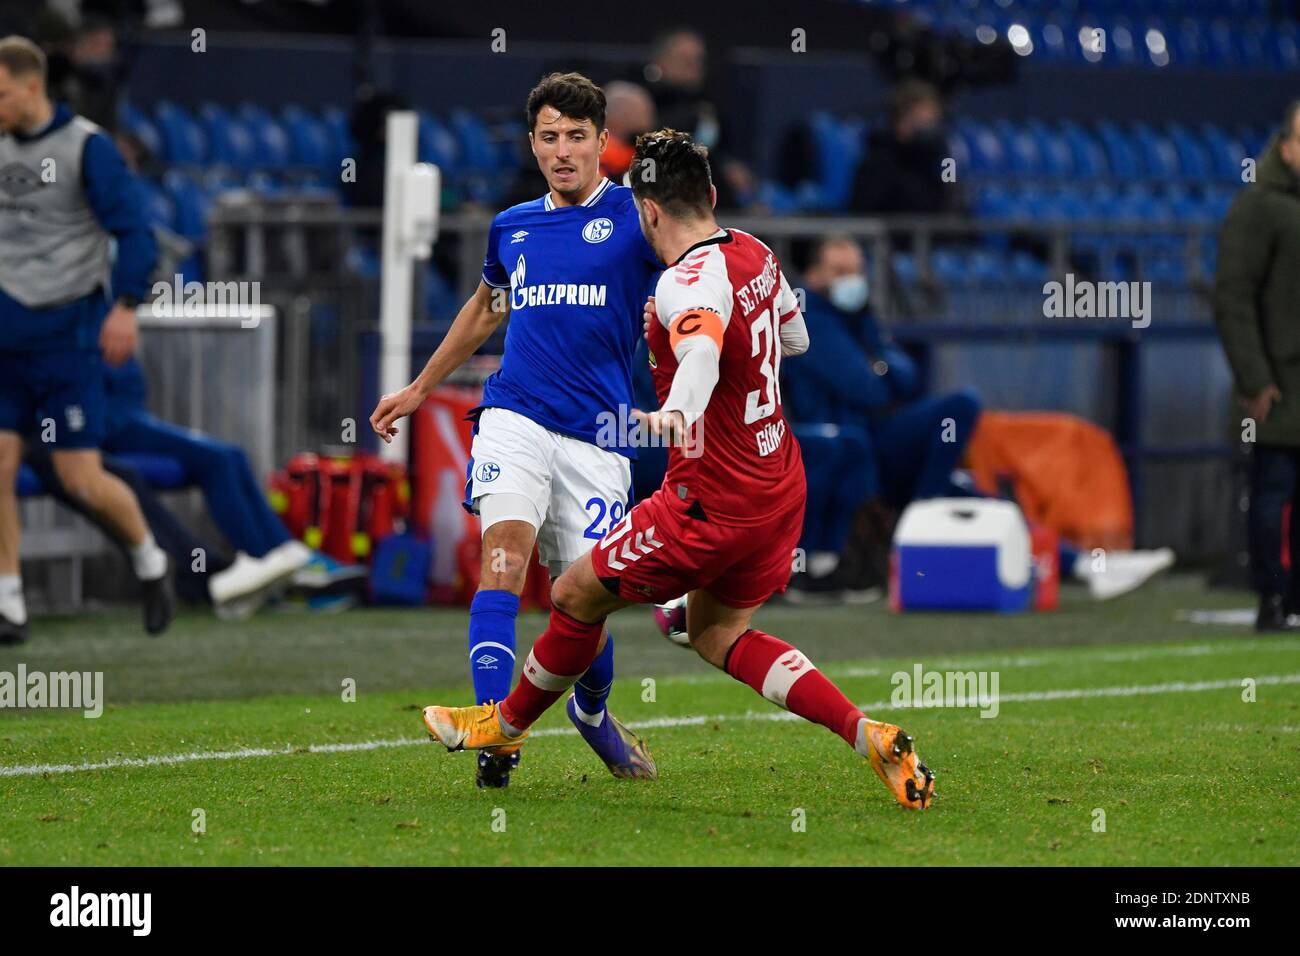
891;498;1032;612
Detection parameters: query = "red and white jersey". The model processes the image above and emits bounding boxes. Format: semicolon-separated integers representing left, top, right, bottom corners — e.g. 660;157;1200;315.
646;227;805;526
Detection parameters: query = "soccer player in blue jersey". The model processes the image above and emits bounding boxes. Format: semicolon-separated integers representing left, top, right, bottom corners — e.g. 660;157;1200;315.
371;73;661;788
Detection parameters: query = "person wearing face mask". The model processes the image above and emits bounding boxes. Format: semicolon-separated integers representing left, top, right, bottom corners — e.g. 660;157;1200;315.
782;235;980;600
849;80;961;217
788;236;1176;603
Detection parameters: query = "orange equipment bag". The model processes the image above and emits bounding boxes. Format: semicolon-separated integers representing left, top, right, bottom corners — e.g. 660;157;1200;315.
966;411;1133;552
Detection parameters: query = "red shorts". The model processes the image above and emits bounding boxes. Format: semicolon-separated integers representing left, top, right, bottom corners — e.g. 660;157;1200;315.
590;486;805;609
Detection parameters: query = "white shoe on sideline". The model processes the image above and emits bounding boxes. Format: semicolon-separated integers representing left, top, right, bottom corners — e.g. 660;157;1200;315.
1078;547;1175;601
263;540;314;578
209;550;300;616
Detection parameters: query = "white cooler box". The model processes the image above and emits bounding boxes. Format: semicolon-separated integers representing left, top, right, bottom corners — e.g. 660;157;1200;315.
890;498;1032;613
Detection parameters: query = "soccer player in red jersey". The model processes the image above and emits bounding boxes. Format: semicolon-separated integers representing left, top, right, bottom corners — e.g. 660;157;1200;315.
422;130;934;809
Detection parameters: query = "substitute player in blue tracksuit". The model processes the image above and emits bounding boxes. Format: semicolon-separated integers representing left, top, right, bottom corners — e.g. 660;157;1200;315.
0;36;171;643
372;73;661;787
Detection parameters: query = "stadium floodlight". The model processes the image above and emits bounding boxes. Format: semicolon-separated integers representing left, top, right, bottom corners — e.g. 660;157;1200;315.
378;110;442;463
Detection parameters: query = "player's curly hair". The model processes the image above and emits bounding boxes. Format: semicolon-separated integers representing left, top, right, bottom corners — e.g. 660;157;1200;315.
526;72;606;133
629;128;713;219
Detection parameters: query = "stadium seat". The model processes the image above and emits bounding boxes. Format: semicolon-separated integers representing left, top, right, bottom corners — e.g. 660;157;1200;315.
162;170;210;241
320;106;357;168
449;111;497;173
238;104;293;168
17;454;188;498
140;180;177;230
283;105;331;168
808;113;865;210
418;113;460;172
154;101;209;165
200;102;257;171
120;102;164;161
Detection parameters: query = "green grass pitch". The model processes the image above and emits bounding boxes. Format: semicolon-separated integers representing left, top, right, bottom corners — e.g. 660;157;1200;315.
1;575;1297;866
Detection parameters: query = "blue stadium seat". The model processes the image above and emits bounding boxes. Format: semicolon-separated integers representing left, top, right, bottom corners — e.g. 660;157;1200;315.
959;119;1006;175
1272;22;1299;69
1132;124;1179;178
1000;120;1042;175
1028;120;1072;176
140;180;176;230
121;102;163;161
238;104;292;168
199;102;257;170
418;113;460;171
244;170;282;194
161;170;209;241
283;106;331;167
890;251;919;286
425;264;459;319
807;113;864;210
449;111;497;173
1097;122;1140;180
1009;249;1048;283
931;248;968;284
320;106;356;166
17;454;187;497
154;102;208;165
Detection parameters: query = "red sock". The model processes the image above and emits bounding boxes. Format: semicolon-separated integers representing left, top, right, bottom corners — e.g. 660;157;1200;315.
498;608;604;733
724;629;863;746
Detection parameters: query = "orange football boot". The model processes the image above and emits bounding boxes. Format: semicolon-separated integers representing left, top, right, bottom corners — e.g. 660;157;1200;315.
861;719;935;809
422;703;528;752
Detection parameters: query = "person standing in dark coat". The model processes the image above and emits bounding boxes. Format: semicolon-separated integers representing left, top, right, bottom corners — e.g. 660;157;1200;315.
1214;100;1300;632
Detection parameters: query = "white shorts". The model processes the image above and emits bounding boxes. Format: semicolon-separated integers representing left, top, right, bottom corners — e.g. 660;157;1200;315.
466;407;632;574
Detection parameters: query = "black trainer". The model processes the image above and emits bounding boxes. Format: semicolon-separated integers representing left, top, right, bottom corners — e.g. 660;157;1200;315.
142;569;176;635
0;612;28;645
1255;594;1300;633
475;749;521;789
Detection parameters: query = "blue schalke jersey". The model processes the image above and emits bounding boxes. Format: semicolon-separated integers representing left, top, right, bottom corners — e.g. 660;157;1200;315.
478;177;660;458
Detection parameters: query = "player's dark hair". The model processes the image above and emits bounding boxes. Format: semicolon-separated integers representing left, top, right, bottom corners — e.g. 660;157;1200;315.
526;72;606;133
0;35;47;85
630;128;713;219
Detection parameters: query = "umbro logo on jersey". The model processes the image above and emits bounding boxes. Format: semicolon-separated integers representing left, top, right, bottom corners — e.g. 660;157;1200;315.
510;230;529;243
475;654;499;668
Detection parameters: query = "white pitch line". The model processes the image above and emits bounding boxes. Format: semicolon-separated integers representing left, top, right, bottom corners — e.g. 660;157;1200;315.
665;638;1298;688
3;673;1298;780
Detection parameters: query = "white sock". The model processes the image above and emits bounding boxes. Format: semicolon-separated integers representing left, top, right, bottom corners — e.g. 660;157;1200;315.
0;575;26;624
129;533;168;581
572;698;606;728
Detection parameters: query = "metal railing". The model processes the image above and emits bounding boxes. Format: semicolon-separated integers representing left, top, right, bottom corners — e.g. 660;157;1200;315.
205;198;1233;560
